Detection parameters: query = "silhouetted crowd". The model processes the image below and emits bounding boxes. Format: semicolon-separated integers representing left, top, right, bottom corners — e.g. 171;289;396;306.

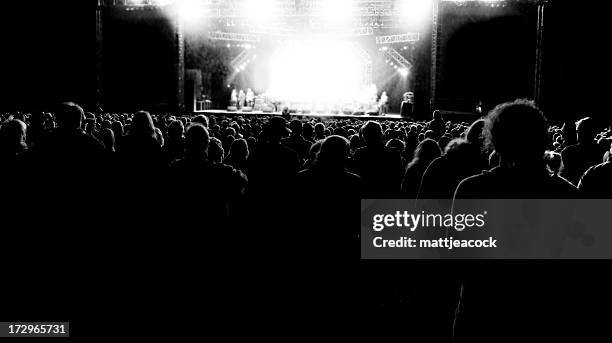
2;100;612;340
2;100;611;207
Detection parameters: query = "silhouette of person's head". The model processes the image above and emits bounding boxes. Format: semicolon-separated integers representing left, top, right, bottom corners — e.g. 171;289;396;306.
386;138;405;152
411;138;442;164
209;137;224;163
433;110;442;121
309;140;323;161
314;123;325;138
56;102;84;130
192;115;209;128
289;120;302;136
131;111;155;138
0;119;27;155
101;128;115;152
168;120;184;141
228;138;249;161
361;121;383;146
111;121;124;138
316;135;350;170
576;117;597;144
465;118;486;145
303;123;314;140
349;134;362;150
268;116;289;142
185;124;209;158
154;128;164;146
485;100;548;165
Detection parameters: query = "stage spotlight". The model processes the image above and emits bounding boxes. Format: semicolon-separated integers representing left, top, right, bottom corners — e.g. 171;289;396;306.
397;0;432;26
244;0;276;23
176;0;207;26
321;0;356;24
399;68;409;77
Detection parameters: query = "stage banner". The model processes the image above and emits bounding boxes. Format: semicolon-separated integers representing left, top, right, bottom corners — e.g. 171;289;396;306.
361;199;612;259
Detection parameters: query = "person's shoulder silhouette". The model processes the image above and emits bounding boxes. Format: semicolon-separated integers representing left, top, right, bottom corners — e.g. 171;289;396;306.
454;100;577;199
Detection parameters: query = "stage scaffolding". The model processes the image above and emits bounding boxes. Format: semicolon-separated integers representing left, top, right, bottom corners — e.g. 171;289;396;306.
97;0;548;113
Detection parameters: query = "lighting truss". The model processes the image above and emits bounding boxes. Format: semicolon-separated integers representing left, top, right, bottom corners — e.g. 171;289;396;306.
351;42;373;85
208;31;260;42
230;49;255;71
375;32;419;45
230;48;249;66
385;47;411;70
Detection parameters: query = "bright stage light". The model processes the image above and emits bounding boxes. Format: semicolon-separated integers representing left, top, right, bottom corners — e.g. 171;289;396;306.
176;0;208;28
397;0;432;26
320;0;356;25
243;0;277;23
399;68;409;77
267;39;366;105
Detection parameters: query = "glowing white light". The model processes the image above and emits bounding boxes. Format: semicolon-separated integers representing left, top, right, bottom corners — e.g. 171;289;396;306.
320;0;356;25
397;0;432;25
267;39;366;105
243;0;277;23
176;0;207;26
399;68;409;77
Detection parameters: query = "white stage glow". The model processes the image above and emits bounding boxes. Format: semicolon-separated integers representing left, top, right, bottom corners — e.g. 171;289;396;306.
243;0;277;23
266;39;369;106
320;0;356;25
169;0;209;32
397;0;432;25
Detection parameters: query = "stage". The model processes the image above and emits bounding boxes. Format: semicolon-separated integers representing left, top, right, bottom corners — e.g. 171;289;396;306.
195;109;405;120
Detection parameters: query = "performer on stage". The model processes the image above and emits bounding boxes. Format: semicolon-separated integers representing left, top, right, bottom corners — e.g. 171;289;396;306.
400;91;415;118
246;88;255;108
230;88;238;106
378;91;389;116
238;89;246;109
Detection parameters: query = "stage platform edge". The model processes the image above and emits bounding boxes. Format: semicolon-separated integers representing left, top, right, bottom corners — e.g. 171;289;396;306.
195;109;405;120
